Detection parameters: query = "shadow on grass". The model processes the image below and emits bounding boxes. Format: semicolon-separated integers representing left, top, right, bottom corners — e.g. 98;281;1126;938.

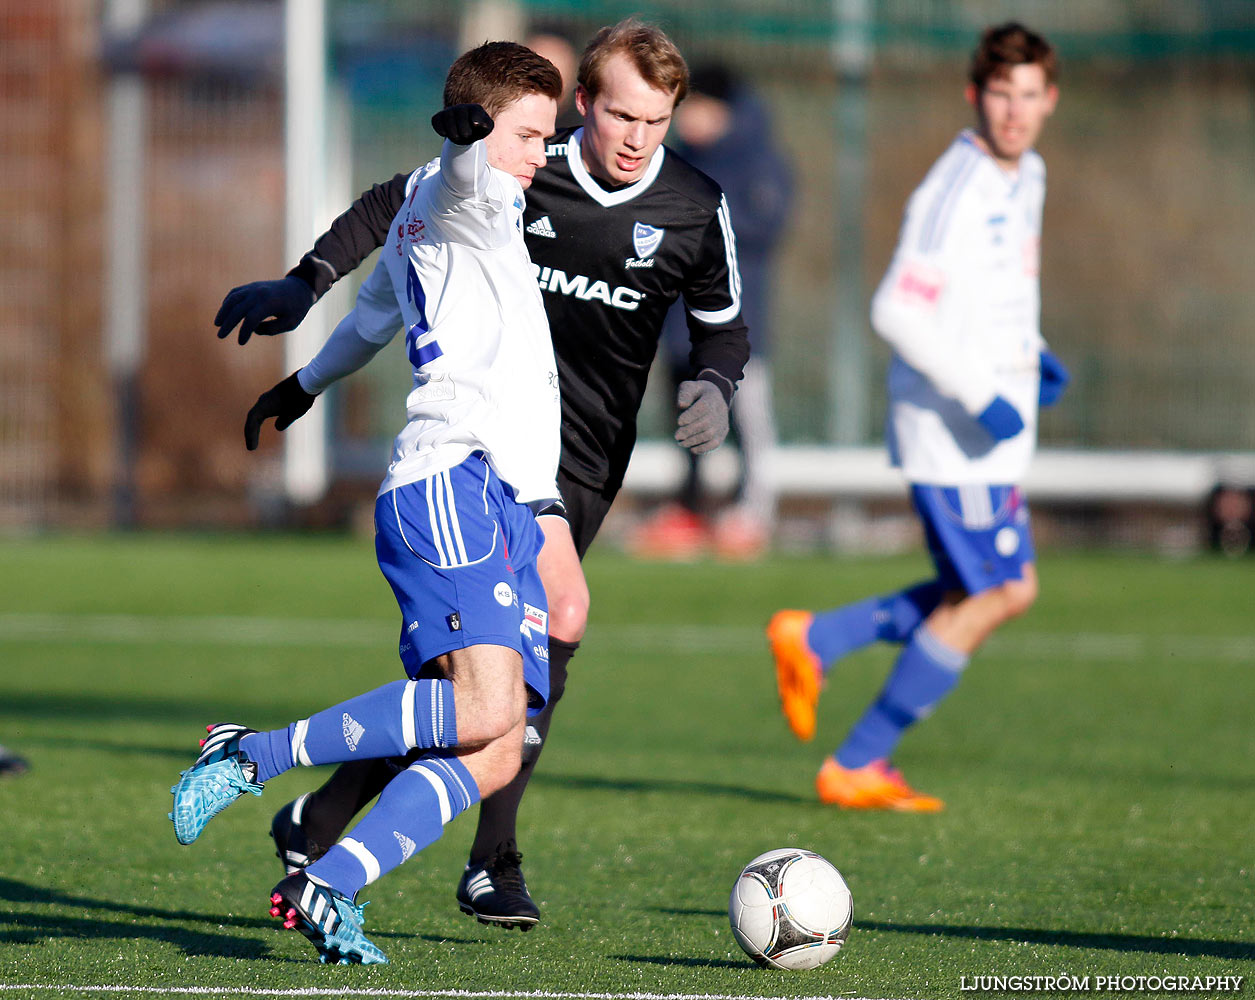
0;876;290;959
0;876;503;955
0;911;282;960
654;907;1254;960
534;772;811;805
857;919;1255;961
0;692;307;728
612;954;749;969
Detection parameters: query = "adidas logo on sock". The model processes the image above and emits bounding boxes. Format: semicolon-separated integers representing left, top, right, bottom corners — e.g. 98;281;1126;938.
394;830;416;861
525;215;557;238
342;713;365;752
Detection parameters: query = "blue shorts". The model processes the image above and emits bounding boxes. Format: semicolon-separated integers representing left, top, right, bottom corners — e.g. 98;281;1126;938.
375;455;549;713
911;484;1035;596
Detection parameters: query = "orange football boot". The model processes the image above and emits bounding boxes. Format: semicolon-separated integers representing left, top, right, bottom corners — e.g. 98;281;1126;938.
767;610;823;741
815;757;944;812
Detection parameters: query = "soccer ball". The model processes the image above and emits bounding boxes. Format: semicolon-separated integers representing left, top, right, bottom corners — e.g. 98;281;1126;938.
728;848;853;970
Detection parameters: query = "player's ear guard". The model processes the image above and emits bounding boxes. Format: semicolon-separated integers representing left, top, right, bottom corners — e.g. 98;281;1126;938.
432;104;494;146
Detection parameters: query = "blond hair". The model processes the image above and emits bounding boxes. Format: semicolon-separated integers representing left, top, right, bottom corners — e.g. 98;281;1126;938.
577;18;688;105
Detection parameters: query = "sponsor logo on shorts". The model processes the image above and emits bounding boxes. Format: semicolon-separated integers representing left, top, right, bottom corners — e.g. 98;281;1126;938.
494;582;514;606
406;621;419;634
446;612;461;632
343;713;365;752
533;643;549;661
523;603;547;631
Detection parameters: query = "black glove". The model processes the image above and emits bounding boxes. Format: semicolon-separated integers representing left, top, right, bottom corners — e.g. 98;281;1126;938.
244;372;317;451
675;379;730;455
431;103;494;145
215;275;315;346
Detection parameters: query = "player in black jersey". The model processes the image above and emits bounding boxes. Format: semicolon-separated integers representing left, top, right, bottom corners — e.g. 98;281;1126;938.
216;18;750;930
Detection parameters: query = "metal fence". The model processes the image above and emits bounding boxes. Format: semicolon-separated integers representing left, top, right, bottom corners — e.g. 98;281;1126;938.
1;0;1253;530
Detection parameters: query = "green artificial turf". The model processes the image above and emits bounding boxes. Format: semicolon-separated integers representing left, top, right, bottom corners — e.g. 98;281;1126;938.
0;534;1251;999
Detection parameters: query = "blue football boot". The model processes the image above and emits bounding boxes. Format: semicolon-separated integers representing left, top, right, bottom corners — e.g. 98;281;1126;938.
270;871;388;965
170;723;263;845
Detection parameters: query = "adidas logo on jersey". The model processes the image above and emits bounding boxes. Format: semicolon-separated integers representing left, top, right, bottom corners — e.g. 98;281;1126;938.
526;216;557;238
342;713;365;752
394;830;416;861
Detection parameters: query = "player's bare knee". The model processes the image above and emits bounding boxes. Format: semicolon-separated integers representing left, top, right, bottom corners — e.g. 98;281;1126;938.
547;589;589;643
445;648;527;744
1000;577;1038;620
456;683;525;744
466;732;524;797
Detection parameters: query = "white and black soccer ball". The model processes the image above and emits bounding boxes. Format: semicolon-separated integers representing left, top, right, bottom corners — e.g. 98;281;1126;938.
728;848;853;970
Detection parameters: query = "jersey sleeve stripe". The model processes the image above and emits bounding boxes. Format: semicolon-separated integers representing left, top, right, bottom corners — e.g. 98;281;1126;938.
688;195;743;325
918;147;979;254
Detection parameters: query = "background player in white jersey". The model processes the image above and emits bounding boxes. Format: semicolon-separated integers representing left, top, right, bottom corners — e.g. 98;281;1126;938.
769;23;1070;812
168;42;563;965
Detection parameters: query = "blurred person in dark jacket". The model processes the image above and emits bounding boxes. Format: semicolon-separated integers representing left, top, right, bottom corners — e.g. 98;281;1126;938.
632;62;793;560
524;25;582;131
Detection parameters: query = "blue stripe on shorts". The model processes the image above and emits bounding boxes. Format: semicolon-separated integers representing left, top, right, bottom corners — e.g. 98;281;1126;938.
375;454;549;712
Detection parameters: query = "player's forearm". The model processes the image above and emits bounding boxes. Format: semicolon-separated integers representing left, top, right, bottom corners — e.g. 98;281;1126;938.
296;310;388;394
686;320;751;404
438;138;489;200
871;290;996;415
287;172;409;300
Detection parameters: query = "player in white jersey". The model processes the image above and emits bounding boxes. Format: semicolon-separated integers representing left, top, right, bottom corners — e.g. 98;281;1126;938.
167;43;564;964
769;23;1071;811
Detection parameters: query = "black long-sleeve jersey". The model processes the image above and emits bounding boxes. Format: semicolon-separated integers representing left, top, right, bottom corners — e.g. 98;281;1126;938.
291;126;750;495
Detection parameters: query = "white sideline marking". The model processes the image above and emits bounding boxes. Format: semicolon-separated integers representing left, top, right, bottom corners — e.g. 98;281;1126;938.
0;613;1252;662
0;987;915;1000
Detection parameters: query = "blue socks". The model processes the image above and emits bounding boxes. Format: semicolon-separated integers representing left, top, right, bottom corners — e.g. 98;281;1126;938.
308;754;480;898
241;678;456;784
807;580;943;672
835;626;968;768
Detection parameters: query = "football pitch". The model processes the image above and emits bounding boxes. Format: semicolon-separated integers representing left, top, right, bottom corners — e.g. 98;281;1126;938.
0;534;1252;1000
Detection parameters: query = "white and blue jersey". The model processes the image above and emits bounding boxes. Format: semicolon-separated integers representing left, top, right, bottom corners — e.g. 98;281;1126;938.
352;139;561;507
871;129;1048;486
